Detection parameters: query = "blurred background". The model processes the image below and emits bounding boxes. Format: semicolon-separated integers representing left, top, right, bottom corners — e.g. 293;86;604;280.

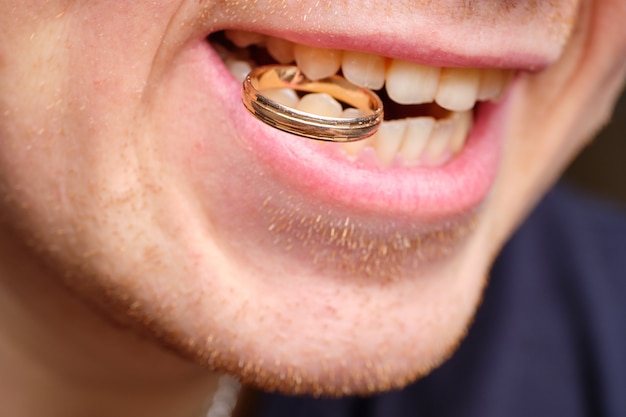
565;90;626;208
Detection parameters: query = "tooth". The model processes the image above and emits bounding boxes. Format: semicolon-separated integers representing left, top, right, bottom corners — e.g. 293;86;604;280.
294;45;342;81
435;68;480;112
339;108;372;155
399;117;435;163
450;111;472;152
296;93;343;117
342;51;386;90
424;117;457;163
499;70;515;98
261;88;300;108
373;120;406;165
266;37;295;64
477;69;505;101
211;42;230;61
341;108;367;118
225;58;252;83
225;30;266;48
212;40;251;62
341;138;371;156
385;60;441;105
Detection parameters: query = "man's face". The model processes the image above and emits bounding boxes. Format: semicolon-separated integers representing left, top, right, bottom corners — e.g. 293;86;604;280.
0;0;624;396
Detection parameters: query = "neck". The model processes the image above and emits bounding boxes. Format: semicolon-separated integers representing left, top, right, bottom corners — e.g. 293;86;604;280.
0;231;221;417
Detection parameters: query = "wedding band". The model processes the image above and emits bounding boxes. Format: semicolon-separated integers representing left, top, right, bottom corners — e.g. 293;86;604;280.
242;65;383;142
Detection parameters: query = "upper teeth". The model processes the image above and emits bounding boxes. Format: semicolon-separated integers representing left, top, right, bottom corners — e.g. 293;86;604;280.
220;30;514;167
225;30;512;111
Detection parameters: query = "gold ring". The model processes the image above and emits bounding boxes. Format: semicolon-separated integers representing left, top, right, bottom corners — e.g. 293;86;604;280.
242;65;383;142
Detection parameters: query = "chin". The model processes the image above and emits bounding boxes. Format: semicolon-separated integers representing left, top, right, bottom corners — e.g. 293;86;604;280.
80;22;543;396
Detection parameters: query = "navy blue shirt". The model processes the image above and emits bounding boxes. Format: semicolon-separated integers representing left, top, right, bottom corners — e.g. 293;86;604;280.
255;186;626;417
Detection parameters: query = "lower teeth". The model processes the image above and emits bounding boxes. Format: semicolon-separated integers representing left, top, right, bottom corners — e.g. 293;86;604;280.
345;111;473;166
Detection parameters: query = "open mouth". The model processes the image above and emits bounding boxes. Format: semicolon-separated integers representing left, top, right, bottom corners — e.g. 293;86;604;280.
187;27;517;270
209;30;513;167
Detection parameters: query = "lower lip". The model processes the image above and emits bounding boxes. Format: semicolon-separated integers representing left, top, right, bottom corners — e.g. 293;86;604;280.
199;39;508;221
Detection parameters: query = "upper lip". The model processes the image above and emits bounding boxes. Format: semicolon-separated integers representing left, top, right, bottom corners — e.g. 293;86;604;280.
189;2;571;71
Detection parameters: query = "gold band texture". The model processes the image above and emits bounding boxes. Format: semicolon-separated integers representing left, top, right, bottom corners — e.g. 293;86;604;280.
242;65;383;142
